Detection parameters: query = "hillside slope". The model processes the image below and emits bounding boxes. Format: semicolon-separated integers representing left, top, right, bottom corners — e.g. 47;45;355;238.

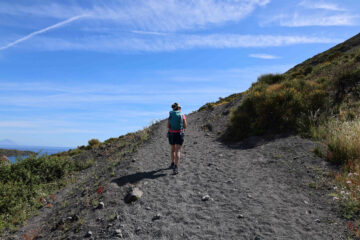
8;102;348;240
224;33;360;141
6;32;360;240
287;33;360;75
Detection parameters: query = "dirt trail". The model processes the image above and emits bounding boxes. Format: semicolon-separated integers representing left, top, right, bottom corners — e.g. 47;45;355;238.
103;112;347;240
9;107;348;240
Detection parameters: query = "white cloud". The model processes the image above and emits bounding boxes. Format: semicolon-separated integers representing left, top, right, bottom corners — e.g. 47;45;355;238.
0;15;87;51
0;90;234;108
299;1;346;11
0;2;86;19
274;13;358;27
0;0;270;32
0;1;348;52
249;53;279;59
28;34;341;52
263;1;359;27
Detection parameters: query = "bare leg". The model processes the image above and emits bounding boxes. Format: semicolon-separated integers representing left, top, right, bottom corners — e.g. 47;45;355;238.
171;145;175;164
174;144;182;166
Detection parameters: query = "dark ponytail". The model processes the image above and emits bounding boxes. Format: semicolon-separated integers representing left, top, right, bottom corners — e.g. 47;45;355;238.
171;102;179;110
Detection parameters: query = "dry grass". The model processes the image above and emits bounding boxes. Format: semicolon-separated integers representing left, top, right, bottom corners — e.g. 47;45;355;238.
266;83;283;92
317;119;360;220
305;80;317;87
322;120;360;164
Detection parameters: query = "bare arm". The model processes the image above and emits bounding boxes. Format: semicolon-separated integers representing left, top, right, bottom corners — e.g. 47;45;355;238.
183;115;187;129
168;118;171;129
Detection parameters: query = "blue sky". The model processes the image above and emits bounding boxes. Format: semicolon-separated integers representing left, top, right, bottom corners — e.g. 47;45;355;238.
0;0;359;147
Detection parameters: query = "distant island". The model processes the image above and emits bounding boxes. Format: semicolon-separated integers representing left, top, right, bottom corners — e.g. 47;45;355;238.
0;148;35;157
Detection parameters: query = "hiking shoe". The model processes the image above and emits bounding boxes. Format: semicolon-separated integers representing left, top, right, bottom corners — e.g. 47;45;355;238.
173;166;179;175
169;162;175;169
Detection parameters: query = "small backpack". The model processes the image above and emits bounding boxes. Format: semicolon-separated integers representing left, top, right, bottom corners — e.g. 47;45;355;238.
169;111;183;130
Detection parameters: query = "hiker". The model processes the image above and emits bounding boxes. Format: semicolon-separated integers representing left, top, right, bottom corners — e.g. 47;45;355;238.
168;102;187;174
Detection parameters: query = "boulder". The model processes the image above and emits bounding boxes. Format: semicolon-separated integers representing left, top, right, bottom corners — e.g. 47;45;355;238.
124;187;143;204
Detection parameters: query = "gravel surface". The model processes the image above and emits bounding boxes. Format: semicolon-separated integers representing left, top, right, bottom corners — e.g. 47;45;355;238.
8;103;349;240
102;110;347;240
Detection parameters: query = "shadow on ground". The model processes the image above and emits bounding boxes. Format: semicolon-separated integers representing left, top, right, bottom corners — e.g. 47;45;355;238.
219;133;294;150
111;168;168;187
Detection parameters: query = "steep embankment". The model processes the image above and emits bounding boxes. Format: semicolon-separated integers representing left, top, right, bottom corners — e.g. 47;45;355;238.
11;102;348;240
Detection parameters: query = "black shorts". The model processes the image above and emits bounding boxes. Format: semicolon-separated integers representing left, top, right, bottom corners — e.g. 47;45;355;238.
168;132;184;145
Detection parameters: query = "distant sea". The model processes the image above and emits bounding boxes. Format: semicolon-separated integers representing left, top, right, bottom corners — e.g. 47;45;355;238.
0;145;73;164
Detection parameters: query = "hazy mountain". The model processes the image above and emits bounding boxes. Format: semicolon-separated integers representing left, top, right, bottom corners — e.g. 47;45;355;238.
0;139;17;146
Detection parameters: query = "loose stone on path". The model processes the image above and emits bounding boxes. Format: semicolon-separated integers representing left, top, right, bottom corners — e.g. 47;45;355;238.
124;187;143;204
115;229;123;238
202;195;211;201
85;230;93;238
152;213;161;221
98;202;105;209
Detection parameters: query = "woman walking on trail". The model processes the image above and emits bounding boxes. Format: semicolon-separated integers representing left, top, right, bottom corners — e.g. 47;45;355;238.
168;102;187;174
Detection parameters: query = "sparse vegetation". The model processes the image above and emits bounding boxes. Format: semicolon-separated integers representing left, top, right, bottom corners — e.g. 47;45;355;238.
331;160;360;219
0;124;153;233
312;145;325;158
198;93;242;111
308;182;318;189
202;123;213;132
108;213;117;222
74;158;95;171
22;228;42;240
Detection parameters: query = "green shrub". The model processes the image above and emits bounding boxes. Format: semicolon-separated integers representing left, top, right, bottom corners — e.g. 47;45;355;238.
68;148;83;156
327;51;342;61
313;145;325;158
333;65;360;102
229;78;327;140
256;73;284;85
78;145;87;150
304;66;313;75
104;137;118;145
74;158;95;171
88;139;101;148
0;155;75;231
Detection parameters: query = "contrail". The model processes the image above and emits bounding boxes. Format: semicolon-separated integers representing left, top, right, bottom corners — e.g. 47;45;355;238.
0;15;87;51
